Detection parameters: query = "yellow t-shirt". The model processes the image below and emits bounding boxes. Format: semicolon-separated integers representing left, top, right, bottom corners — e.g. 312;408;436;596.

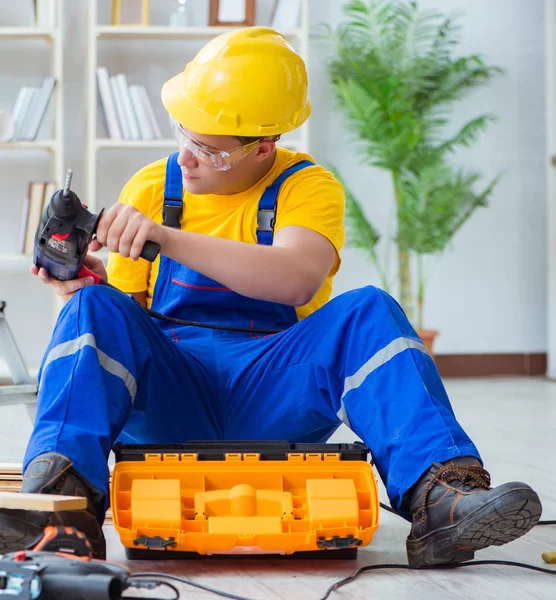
106;147;345;321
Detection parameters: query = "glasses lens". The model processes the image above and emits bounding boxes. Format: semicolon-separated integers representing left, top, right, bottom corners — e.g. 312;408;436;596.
169;116;260;171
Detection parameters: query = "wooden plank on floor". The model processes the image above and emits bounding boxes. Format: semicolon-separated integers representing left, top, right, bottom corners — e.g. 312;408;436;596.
0;492;87;511
0;463;22;476
0;469;113;522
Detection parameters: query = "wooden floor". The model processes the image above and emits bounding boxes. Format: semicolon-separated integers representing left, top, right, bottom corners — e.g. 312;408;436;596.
99;377;556;599
1;377;555;598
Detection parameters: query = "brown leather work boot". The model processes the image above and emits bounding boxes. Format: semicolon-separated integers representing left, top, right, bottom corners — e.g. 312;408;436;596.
406;457;542;567
0;453;106;559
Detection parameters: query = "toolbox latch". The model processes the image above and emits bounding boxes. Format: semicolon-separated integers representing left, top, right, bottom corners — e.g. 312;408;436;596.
225;453;243;462
306;453;323;462
323;453;341;461
317;535;363;550
243;453;260;461
180;453;198;461
162;453;180;462
144;454;162;462
287;453;304;462
133;535;177;550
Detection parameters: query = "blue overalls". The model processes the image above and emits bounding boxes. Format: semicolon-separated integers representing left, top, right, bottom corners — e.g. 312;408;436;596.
24;153;481;520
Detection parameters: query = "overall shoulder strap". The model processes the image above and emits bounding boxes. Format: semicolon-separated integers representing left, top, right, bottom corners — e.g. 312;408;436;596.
163;152;183;229
256;159;315;245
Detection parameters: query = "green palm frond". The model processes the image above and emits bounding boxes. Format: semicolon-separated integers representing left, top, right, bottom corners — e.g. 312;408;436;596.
327;166;391;290
435;114;497;154
341;0;396;61
392;2;449;72
328;166;381;254
320;1;502;175
398;163;498;255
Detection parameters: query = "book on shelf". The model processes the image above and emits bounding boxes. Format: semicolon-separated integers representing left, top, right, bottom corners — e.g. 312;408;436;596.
19;181;55;256
96;67;121;139
9;77;56;142
271;0;302;29
129;85;153;140
34;0;57;27
114;74;141;141
11;87;35;139
136;85;163;139
96;67;162;142
109;74;132;140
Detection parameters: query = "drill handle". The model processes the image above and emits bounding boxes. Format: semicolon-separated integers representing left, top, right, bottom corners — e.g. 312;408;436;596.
141;240;160;262
88;240;159;262
93;207;160;262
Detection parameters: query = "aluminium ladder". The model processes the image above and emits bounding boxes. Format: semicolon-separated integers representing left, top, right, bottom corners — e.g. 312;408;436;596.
0;301;37;420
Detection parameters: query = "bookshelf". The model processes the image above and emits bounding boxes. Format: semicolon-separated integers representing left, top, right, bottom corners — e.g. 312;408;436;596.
85;0;310;213
0;0;64;273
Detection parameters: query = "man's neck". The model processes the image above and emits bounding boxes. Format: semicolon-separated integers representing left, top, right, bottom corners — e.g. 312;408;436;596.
223;150;277;195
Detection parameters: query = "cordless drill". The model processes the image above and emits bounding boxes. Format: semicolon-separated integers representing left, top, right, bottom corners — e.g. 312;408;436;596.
33;170;160;283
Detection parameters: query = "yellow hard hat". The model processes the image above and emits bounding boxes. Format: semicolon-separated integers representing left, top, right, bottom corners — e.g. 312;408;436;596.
161;26;311;137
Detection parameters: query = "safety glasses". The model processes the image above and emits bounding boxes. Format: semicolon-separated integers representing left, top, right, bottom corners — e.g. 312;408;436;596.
169;116;261;171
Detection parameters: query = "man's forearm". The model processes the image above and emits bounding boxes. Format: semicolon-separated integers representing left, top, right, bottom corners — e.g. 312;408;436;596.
160;228;322;306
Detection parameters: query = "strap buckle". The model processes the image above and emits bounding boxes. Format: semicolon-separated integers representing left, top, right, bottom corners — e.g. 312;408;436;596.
162;200;183;229
257;209;276;233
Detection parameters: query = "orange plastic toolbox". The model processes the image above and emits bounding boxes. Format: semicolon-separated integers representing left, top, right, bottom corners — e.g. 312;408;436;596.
111;441;380;559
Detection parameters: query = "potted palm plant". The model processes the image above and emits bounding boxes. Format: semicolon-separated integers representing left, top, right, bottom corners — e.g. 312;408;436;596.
321;0;502;353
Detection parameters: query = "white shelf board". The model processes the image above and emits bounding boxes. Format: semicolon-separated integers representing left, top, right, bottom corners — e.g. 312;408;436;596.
95;139;177;149
0;141;57;151
95;139;304;151
0;255;33;272
96;25;302;40
0;27;56;41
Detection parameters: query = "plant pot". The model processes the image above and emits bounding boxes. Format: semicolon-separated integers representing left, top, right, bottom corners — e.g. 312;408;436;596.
417;329;438;357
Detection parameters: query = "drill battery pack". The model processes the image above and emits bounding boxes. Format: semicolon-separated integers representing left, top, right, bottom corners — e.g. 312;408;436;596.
111;441;380;560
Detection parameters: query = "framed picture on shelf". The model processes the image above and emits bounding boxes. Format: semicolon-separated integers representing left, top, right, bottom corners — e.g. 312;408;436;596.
112;0;150;26
209;0;256;27
271;0;302;30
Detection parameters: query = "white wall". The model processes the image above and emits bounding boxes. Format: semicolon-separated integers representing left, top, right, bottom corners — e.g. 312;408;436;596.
0;0;548;374
313;0;548;355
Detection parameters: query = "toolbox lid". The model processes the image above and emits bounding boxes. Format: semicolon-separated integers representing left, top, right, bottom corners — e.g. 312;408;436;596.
113;441;370;463
111;444;380;557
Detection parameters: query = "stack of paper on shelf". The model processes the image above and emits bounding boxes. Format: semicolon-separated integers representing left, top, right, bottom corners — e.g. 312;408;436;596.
96;67;163;141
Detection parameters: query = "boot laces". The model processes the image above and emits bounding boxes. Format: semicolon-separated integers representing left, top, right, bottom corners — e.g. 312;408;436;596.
421;463;491;527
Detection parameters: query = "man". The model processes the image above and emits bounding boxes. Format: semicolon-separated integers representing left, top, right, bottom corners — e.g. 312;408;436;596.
0;27;541;565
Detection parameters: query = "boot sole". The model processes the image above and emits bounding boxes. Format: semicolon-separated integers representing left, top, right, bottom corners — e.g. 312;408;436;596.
406;485;542;567
0;511;106;559
0;512;44;552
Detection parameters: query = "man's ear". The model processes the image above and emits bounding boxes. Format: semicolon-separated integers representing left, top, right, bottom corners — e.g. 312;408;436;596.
255;140;276;161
